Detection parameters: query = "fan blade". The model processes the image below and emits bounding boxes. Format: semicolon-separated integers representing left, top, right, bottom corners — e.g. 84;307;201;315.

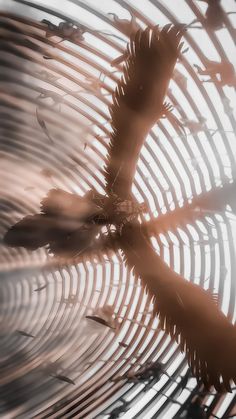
120;222;236;391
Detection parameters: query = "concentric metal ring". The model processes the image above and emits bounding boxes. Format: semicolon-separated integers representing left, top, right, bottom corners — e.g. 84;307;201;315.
1;0;236;417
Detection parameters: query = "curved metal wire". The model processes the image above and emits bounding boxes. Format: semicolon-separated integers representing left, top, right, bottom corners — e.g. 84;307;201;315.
0;0;236;417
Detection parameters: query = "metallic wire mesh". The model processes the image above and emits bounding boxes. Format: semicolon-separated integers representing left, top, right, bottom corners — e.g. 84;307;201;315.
0;0;236;417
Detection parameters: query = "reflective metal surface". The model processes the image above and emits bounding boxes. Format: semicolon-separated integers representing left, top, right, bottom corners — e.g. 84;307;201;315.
0;1;236;417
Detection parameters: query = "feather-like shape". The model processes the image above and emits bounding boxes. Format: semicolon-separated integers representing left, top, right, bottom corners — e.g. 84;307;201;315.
85;315;116;329
4;215;53;250
104;25;184;198
4;189;101;257
17;330;34;338
40;188;100;221
36;108;54;144
34;284;47;292
120;222;236;391
52;374;75;385
46;224;99;259
4;213;98;258
144;180;236;235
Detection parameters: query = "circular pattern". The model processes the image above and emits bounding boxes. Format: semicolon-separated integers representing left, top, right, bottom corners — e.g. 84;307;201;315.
1;1;236;418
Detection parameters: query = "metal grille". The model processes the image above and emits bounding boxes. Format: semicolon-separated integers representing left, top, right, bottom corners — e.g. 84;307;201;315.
0;0;236;417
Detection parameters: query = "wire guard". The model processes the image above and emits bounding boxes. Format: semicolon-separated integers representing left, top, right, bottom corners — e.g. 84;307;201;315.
0;0;236;418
